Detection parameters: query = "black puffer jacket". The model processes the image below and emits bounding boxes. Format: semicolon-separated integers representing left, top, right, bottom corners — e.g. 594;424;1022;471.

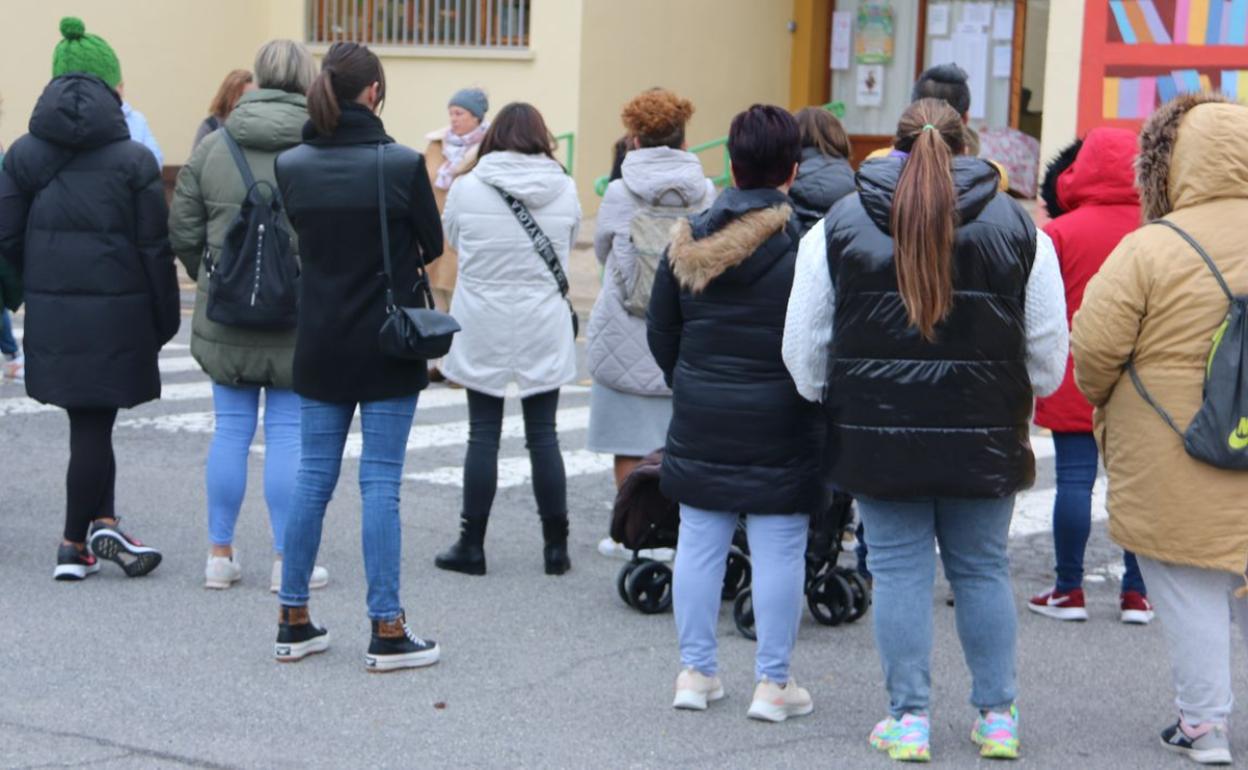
276;103;443;404
648;187;825;514
824;157;1036;500
789;147;856;236
0;74;179;409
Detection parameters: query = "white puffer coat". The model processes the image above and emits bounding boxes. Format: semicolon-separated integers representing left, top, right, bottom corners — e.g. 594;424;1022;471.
588;147;715;395
440;151;581;397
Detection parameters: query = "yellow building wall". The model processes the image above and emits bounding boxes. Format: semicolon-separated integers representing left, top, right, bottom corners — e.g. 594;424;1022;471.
575;0;793;213
1039;0;1085;170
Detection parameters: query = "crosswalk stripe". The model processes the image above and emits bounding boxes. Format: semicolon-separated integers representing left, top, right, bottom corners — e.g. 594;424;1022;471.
1010;478;1107;539
159;356;202;374
341;407;590;459
405;448;613;489
0;381;215;417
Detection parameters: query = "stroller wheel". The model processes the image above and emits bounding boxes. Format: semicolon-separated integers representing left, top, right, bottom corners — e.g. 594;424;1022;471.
721;548;752;601
808;571;853;626
626;560;673;614
840;567;871;622
733;588;757;640
617;560;645;607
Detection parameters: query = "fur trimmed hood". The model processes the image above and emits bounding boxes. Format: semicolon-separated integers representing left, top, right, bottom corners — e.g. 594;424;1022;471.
1136;92;1248;220
669;204;791;293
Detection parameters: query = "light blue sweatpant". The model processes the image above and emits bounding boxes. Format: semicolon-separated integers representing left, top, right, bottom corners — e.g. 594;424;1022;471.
673;504;809;683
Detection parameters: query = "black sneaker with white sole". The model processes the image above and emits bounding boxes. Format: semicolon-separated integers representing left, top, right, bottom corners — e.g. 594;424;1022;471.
365;613;440;672
275;606;330;662
87;519;161;577
53;543;101;581
1161;720;1233;765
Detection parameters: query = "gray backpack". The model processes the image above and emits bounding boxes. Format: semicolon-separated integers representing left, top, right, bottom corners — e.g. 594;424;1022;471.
621;188;703;318
1128;220;1248;470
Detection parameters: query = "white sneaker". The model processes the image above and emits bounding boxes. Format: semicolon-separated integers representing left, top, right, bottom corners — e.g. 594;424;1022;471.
204;551;242;589
271;560;329;593
747;677;814;723
597;537;675;562
4;353;23;383
672;667;725;711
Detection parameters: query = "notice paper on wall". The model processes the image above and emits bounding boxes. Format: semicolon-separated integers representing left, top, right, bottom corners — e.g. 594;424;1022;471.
992;44;1012;78
992;5;1015;39
950;30;989;119
856;64;885;107
831;11;852;70
928;3;951;35
963;1;994;27
930;37;954;68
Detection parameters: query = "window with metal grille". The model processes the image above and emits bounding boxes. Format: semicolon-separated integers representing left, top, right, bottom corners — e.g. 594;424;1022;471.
306;0;531;49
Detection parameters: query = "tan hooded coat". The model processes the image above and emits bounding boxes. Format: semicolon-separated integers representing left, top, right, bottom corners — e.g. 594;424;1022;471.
1071;94;1248;575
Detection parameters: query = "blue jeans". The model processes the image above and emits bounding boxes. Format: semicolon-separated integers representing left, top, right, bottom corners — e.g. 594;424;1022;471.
858;496;1017;718
1052;432;1145;594
0;310;17;357
206;384;300;553
279;394;417;621
673;505;808;682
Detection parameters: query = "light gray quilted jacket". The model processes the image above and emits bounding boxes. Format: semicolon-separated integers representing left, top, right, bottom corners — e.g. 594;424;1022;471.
587;147;715;395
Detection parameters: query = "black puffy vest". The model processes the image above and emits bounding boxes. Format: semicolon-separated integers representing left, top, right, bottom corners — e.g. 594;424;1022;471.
824;157;1037;499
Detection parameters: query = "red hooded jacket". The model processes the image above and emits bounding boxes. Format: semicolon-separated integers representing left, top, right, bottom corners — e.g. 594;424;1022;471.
1035;127;1141;433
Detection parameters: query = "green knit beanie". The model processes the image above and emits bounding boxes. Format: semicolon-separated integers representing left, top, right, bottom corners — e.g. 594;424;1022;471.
51;17;122;89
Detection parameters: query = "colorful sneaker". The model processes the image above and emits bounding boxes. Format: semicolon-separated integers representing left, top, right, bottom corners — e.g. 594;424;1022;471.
1161;719;1233;765
1120;591;1155;625
53;543;100;581
87;519;161;577
972;704;1020;759
746;677;813;723
672;667;725;711
870;712;931;762
274;606;330;662
1026;587;1088;621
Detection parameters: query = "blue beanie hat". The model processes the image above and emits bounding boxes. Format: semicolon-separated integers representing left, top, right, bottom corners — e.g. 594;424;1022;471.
448;88;488;120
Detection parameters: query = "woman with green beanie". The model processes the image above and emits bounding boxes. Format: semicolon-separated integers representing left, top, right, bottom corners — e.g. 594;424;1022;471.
0;16;180;581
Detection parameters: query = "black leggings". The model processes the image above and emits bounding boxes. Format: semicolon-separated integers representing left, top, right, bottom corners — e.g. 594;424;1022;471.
64;408;118;543
463;389;566;521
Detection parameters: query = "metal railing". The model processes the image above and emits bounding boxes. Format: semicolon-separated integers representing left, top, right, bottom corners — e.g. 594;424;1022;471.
553;131;575;174
594;101;847;196
306;0;531;49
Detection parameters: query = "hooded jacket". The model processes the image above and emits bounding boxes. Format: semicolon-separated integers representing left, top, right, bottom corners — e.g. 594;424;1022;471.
1034;128;1141;434
275;102;443;404
789;147;856;236
0;74;179;409
589;146;715;396
1072;94;1248;575
169;89;307;389
439;150;581;398
823;157;1037;500
647;187;824;514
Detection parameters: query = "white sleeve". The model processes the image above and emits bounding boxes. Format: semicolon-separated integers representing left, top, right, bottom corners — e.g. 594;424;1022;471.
1024;229;1069;397
782;220;835;402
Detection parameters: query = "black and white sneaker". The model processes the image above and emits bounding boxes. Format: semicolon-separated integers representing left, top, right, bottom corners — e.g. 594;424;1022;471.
87;519;161;577
275;606;330;662
365;612;440;672
53;543;100;581
1161;720;1233;765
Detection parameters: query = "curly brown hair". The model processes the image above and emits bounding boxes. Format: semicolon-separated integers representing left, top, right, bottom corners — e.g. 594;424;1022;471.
621;88;695;149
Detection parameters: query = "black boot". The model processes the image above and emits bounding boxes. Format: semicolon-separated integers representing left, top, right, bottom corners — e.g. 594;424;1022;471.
434;515;487;575
541;517;571;576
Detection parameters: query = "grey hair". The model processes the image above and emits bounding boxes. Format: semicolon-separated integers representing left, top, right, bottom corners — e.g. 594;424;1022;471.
254;39;317;95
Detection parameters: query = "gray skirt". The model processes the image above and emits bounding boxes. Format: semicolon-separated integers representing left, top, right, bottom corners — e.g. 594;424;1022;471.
586;381;672;457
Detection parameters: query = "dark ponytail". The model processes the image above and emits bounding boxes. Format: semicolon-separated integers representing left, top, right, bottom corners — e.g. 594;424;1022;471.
889;98;966;342
306;42;386;136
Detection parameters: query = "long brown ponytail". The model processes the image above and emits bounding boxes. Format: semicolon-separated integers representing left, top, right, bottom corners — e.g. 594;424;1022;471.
889;98;966;341
306;42;386;137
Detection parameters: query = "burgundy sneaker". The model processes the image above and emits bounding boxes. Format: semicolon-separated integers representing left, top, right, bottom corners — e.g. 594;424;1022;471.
1027;586;1089;621
1120;590;1155;625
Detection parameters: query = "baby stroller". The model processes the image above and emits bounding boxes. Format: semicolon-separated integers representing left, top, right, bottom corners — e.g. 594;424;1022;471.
731;491;871;640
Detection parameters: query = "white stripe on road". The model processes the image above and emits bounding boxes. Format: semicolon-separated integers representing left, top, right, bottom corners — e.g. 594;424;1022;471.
1009;478;1107;539
159;356;202;374
405;448;613;489
0;381;215;417
340;407;590;459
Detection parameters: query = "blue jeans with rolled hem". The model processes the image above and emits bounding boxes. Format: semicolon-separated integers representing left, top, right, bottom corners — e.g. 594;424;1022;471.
673;505;808;683
207;384;301;553
1052;432;1146;594
280;394;417;621
858;495;1017;718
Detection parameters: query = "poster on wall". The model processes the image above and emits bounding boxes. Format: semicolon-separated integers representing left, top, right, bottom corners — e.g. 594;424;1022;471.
951;29;989;119
855;2;895;65
856;64;885;106
831;11;852;70
928;3;950;36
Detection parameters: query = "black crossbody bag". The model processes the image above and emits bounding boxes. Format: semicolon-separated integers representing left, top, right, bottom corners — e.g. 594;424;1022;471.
376;144;461;359
493;186;579;338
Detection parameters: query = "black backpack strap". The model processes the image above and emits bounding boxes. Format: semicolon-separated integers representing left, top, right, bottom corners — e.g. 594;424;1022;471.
220;129;257;191
493;186;570;298
1151;219;1235;301
1126;360;1185;438
376;144;433;311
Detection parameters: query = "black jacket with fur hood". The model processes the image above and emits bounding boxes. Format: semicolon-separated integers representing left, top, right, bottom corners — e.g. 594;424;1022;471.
647;187;825;514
